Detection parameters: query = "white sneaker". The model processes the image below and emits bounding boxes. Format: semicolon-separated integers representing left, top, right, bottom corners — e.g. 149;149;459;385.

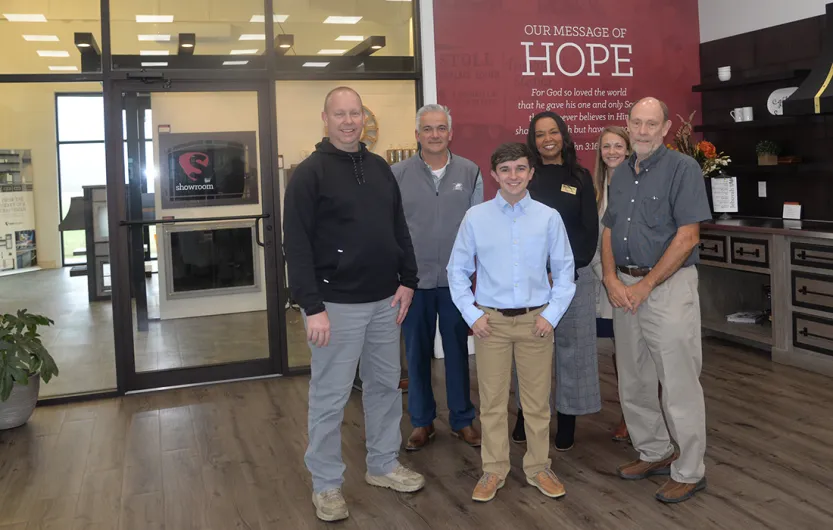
312;488;349;522
365;463;425;493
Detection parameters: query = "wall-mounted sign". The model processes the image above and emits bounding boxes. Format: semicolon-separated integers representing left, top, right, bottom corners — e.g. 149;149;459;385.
158;131;259;209
0;149;36;272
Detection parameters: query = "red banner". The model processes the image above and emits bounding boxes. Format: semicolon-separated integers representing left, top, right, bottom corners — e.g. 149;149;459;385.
434;0;701;198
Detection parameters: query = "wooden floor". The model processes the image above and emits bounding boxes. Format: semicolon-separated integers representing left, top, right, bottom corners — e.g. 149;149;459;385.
2;337;833;529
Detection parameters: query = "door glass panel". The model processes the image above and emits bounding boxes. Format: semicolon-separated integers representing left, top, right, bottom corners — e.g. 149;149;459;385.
126;90;269;373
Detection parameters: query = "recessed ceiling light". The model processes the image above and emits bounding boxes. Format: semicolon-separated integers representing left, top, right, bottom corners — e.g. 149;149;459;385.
139;50;170;56
371;45;382;49
230;49;259;55
303;62;330;67
239;34;266;41
141;62;168;67
136;15;174;23
181;43;194;48
318;49;347;55
49;66;78;71
336;35;365;41
223;60;249;66
37;50;70;57
23;35;59;42
3;14;47;22
77;43;91;48
138;34;171;41
323;16;362;24
250;14;289;23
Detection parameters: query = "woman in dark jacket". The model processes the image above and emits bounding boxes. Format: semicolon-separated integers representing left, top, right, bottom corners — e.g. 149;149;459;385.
512;111;601;450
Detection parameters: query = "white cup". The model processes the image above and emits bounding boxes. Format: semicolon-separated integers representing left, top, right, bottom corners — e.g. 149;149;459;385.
718;66;731;81
730;108;744;122
742;106;754;121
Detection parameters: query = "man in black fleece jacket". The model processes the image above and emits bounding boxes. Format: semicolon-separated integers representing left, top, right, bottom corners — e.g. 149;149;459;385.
283;86;424;522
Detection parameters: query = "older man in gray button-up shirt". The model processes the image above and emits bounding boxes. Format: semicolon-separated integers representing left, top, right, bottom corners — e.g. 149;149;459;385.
601;97;712;504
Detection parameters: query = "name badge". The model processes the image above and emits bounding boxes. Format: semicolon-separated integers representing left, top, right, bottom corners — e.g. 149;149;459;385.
561;184;577;195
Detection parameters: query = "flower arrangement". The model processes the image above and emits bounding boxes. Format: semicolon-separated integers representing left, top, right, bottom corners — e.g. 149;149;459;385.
666;111;731;177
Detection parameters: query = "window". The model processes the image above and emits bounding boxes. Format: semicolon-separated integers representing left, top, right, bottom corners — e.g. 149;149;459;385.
57;94;155;265
56;94;106;265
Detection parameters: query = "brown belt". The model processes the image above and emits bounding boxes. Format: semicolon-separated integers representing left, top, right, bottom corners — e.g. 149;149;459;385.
482;304;545;317
617;266;652;277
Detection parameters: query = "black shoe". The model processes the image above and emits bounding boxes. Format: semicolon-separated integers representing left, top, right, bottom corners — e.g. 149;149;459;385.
554;412;575;451
512;409;526;444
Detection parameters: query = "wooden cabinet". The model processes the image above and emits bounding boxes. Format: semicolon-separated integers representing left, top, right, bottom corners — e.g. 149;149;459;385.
793;312;833;357
791;242;833;271
699;234;727;262
792;271;833;313
731;237;769;268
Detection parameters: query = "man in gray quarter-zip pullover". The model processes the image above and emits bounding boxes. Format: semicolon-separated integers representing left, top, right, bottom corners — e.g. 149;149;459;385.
392;104;484;451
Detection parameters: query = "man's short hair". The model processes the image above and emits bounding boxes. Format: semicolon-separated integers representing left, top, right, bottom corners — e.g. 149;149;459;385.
491;143;532;171
628;97;669;122
323;86;362;112
415;103;452;130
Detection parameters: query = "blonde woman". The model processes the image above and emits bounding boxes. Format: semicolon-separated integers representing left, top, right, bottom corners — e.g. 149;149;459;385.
590;126;631;442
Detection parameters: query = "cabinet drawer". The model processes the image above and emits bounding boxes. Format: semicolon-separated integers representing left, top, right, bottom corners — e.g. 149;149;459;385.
792;272;833;313
793;312;833;357
731;237;769;268
698;234;727;262
791;242;833;271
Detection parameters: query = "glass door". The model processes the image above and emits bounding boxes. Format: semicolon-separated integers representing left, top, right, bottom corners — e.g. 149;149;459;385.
108;81;284;391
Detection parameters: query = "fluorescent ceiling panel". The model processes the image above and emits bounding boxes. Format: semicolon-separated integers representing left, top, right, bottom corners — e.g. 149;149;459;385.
3;14;47;22
250;14;289;23
37;50;69;57
136;15;174;23
138;34;171;41
323;16;362;24
23;35;59;41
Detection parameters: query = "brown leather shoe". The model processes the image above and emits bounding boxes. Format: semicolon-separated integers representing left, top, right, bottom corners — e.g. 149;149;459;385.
452;425;481;447
655;477;707;503
617;452;678;480
405;424;435;451
612;417;629;442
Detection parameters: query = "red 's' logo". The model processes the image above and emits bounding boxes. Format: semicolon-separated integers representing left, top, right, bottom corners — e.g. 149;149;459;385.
178;152;209;181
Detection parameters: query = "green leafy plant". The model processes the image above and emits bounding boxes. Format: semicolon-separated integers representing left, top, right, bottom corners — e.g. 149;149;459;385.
756;140;781;156
0;310;58;401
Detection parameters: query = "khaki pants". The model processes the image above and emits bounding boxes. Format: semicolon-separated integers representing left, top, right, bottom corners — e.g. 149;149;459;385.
613;265;706;483
474;306;552;479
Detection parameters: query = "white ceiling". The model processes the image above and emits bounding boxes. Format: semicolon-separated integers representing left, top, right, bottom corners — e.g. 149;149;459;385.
0;0;414;73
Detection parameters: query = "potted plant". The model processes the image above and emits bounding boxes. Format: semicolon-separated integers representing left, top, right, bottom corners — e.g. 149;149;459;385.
0;310;58;430
756;140;780;166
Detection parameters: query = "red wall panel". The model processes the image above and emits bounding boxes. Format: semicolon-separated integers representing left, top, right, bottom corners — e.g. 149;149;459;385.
433;0;701;197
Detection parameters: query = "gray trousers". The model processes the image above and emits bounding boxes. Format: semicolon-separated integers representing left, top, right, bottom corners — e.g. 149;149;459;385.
304;296;403;493
614;266;706;483
512;265;602;415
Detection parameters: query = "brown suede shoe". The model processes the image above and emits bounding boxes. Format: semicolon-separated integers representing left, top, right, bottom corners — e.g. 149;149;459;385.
471;472;505;502
655;477;707;503
612;417;629;442
617;452;678;480
452;425;481;447
405;424;435;451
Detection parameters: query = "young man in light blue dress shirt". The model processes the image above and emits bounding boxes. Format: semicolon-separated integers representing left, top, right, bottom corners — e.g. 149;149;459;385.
447;142;576;503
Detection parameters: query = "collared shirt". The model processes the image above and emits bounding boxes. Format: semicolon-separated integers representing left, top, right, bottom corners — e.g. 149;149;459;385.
447;191;576;327
601;144;712;268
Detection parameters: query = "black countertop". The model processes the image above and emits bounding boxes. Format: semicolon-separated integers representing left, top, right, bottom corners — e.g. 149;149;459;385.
702;217;833;239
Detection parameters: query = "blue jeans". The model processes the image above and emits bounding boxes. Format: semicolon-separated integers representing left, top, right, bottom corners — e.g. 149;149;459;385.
402;287;475;431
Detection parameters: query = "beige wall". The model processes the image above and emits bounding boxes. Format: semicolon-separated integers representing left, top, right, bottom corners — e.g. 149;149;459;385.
275;79;417;168
0;83;102;269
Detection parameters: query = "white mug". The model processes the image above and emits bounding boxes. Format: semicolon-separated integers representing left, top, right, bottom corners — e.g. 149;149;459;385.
730;108;744;122
718;66;731;81
742;106;754;121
